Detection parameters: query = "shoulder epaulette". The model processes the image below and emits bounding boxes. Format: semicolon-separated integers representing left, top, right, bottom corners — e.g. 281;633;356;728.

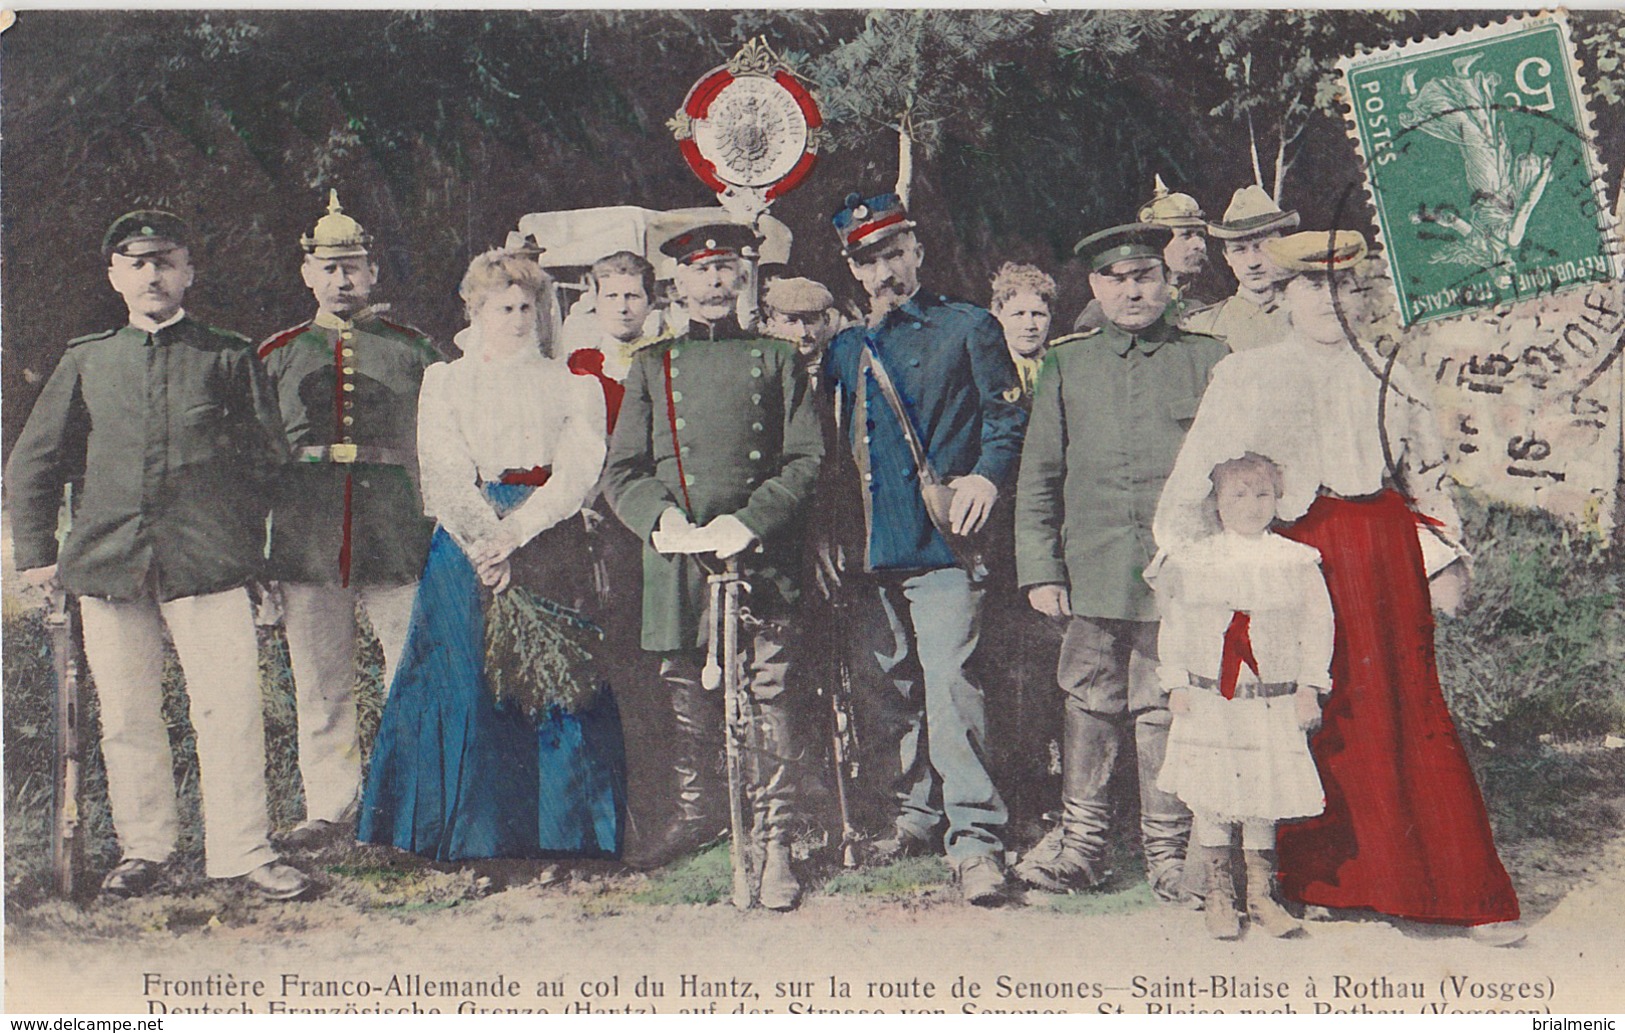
631;333;678;357
257;322;314;360
378;316;430;342
1048;329;1103;348
67;328;120;348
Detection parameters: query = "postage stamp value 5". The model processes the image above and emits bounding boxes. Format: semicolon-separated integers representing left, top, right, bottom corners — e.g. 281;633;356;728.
1341;12;1622;326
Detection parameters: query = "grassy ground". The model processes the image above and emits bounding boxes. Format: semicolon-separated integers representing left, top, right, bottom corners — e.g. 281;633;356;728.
4;495;1623;928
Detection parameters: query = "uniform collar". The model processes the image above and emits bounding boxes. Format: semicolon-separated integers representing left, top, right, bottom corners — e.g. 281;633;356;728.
313;304;384;331
1235;284;1280;312
869;289;934;330
128;308;187;335
685;313;751;341
1099;314;1177;356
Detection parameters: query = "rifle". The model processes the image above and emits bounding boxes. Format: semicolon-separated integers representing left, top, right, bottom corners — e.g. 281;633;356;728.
46;583;83;898
701;558;761;909
825;589;862;868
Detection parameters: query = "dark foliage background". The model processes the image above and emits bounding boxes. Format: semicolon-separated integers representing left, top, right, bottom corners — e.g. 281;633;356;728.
5;9;1623;453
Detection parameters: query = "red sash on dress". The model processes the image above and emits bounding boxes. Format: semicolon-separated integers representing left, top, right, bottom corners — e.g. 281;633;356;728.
1276;489;1518;924
1219;611;1258;700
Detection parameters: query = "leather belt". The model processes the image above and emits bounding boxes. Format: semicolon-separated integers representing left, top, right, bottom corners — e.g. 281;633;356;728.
295;444;412;466
1190;673;1297;700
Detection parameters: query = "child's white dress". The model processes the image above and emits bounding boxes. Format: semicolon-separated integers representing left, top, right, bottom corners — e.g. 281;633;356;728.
1155;530;1333;822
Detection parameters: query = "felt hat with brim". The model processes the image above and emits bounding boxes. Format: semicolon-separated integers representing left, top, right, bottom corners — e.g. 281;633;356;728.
1263;230;1369;274
1208;185;1300;240
832;192;917;256
1138;174;1205;229
102;210;190;260
659;223;756;266
763;276;835;315
300;190;373;259
1075;223;1174;272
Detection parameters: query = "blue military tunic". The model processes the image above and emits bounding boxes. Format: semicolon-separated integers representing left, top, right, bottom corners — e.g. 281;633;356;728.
823;292;1027;571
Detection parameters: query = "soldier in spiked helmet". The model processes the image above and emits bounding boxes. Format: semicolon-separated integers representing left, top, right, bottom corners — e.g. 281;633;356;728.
258;192;443;850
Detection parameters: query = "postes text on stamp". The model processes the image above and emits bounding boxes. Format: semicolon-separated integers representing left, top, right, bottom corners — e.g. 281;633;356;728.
1340;12;1621;326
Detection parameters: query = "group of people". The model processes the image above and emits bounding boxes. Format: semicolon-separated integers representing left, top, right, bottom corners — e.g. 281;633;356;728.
5;177;1521;942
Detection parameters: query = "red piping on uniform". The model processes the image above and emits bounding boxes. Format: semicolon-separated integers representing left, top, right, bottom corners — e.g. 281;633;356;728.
681;248;733;265
663;350;694;515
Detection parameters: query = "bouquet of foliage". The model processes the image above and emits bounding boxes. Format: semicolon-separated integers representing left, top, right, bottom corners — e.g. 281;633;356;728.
484;586;604;717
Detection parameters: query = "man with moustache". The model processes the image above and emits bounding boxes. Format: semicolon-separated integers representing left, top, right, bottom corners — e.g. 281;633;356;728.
1013;223;1227;900
821;192;1027;906
6;211;310;899
1183;185;1300;352
1076;176;1214;332
604;226;822;909
258;192;442;850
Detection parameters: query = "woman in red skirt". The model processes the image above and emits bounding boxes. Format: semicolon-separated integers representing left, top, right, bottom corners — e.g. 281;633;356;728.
1152;229;1521;943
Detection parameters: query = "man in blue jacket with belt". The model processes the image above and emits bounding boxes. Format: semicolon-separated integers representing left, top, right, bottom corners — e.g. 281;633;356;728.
822;192;1027;905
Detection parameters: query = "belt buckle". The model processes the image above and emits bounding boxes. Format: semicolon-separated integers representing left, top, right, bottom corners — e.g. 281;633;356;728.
329;443;359;464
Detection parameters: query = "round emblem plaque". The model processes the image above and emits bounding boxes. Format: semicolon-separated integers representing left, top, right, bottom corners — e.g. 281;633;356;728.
671;39;823;217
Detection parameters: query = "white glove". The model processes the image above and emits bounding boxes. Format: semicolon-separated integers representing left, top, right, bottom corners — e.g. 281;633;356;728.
702;514;757;559
652;506;697;554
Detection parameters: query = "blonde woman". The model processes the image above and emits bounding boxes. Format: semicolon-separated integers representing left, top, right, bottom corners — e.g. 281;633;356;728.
360;248;624;864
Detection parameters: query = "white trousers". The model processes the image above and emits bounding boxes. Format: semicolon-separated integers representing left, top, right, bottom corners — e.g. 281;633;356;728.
78;588;276;878
281;581;417;823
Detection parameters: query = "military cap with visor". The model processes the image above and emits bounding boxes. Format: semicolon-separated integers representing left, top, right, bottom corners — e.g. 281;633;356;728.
1208;185;1301;240
1262;230;1369;274
831;192;917;257
300;190;373;259
1137;175;1206;229
102;210;190;261
1074;222;1174;272
659;223;757;266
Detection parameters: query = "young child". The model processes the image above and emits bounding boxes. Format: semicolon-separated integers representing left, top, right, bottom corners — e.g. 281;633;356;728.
1154;452;1333;939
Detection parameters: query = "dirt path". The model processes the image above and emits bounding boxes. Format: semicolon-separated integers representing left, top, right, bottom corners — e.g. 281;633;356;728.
9;833;1625;1015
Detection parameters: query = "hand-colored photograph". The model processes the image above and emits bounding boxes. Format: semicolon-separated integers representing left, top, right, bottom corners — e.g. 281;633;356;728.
3;8;1623;1017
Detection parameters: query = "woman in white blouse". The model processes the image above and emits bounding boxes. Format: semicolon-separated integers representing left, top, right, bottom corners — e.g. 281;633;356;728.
359;248;624;864
1152;230;1520;940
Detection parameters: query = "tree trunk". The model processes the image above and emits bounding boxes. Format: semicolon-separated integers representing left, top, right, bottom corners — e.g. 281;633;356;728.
895;121;914;208
1247;111;1263;189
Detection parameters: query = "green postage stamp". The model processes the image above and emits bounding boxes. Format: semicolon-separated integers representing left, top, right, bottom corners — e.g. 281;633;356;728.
1341;12;1621;325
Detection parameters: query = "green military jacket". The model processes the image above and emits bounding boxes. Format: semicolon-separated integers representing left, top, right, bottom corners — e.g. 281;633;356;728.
604;316;823;653
5;316;286;602
1014;316;1228;622
258;310;441;585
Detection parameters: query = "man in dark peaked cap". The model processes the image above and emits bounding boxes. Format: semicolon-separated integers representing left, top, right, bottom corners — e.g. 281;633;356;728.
6;210;311;900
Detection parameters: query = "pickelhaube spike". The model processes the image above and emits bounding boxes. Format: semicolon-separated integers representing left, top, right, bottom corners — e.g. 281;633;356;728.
300;190;373;258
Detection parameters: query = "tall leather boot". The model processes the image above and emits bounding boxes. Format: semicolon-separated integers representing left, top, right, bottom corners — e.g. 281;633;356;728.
1014;703;1114;892
751;700;801;911
1136;709;1194;904
1243;849;1302;937
625;681;727;870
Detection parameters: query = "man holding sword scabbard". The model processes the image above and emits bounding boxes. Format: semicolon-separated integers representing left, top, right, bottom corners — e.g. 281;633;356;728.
603;223;823;909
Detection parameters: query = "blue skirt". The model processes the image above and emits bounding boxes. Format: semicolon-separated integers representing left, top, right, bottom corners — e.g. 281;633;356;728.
359;484;625;861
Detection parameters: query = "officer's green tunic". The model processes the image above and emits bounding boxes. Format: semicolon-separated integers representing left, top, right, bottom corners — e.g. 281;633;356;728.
1014;316;1227;621
258;312;441;585
5;318;286;602
604;317;823;653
